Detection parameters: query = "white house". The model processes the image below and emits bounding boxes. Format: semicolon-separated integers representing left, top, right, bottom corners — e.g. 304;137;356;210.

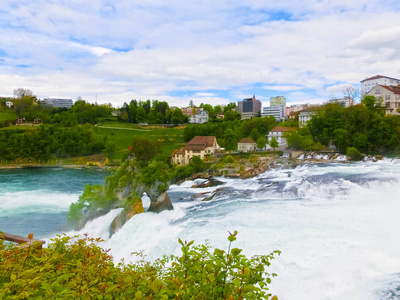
189;109;209;124
237;138;257;152
367;84;400;115
266;126;296;149
172;136;220;165
299;109;318;128
6;101;13;108
361;75;400;97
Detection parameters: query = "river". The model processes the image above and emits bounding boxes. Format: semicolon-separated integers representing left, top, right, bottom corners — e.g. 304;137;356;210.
1;160;400;299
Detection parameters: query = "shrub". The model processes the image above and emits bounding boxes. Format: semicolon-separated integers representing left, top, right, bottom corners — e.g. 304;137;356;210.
0;232;280;299
346;147;363;161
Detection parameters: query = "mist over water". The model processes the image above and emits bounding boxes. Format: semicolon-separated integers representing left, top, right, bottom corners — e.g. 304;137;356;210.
2;160;400;299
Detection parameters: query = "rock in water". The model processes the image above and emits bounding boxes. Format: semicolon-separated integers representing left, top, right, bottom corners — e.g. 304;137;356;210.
148;192;173;213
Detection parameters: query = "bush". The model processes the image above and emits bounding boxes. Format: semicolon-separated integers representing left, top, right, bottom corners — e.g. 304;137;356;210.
346;147;363;161
222;155;235;164
0;232;280;299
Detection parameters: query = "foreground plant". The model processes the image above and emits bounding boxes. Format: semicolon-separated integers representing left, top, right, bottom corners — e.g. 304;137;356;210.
0;231;280;299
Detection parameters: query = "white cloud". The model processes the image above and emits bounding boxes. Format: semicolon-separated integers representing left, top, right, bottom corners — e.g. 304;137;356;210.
1;1;400;106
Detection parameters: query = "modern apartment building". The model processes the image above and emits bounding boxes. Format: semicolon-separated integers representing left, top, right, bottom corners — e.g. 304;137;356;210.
361;75;400;97
238;95;261;119
261;105;285;121
42;98;73;109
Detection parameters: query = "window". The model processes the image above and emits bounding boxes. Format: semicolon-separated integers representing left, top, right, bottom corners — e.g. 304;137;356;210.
376;88;381;94
386;94;390;100
386;102;390;108
193;150;201;153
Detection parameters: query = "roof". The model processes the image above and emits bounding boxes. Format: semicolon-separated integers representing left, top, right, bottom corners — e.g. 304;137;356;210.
238;138;255;144
186;136;216;147
270;126;297;133
379;84;400;95
361;75;400;82
172;148;185;155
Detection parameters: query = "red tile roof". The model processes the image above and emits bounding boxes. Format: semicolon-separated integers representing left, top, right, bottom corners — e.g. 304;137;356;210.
380;84;400;95
186;136;216;148
238;138;255;144
270;126;297;132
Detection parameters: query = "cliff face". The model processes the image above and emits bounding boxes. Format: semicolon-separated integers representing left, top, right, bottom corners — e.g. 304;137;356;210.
72;156;173;236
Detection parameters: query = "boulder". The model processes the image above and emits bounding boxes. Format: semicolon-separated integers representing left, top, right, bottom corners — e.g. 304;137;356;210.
148;191;173;213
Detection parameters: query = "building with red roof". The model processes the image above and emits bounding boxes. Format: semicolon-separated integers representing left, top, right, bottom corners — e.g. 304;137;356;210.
172;136;220;165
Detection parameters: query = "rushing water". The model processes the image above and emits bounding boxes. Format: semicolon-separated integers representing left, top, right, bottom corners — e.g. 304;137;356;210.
2;160;400;299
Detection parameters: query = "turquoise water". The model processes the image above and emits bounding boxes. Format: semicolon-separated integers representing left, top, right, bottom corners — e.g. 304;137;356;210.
0;168;109;239
2;160;400;299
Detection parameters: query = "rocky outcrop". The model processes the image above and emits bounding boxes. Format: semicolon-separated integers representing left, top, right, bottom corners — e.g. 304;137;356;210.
148;192;173;213
191;177;223;188
74;157;174;236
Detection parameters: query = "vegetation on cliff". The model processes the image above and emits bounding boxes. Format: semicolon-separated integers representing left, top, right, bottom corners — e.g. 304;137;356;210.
0;232;280;299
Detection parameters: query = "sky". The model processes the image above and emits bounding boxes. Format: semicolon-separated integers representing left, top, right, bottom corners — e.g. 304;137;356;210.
1;1;400;108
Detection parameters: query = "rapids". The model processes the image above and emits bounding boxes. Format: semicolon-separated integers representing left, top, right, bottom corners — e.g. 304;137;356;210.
2;160;400;299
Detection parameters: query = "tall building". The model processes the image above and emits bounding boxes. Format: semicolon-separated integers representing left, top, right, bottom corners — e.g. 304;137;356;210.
270;96;286;107
42;98;73;109
238;95;261;119
261;105;285;121
361;75;400;97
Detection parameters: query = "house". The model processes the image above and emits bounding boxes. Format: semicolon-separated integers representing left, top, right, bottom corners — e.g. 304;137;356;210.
172;136;220;165
237;138;257;152
325;96;355;107
189;109;209;124
361;75;400;97
366;84;400;115
6;101;13;108
266;126;296;149
298;109;318;128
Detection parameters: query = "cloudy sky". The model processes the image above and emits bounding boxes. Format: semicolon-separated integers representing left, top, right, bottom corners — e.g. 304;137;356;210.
1;1;400;108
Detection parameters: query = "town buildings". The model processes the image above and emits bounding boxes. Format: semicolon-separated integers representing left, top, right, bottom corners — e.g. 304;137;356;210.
189;109;209;123
238;95;261;120
237;138;257;152
261;106;285;121
361;75;400;97
172;136;220;165
261;96;286;121
266;126;296;149
299;109;318;128
325;97;355;107
366;84;400;115
42;98;73;109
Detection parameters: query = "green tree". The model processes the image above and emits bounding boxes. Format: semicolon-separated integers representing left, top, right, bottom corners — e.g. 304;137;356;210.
224;128;237;151
269;137;279;151
256;136;266;149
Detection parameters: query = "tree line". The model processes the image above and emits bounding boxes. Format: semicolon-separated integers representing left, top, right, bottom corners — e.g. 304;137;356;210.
286;96;400;153
0;124;109;161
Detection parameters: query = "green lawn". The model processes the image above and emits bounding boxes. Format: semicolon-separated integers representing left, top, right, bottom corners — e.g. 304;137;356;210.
0;111;17;122
94;124;185;159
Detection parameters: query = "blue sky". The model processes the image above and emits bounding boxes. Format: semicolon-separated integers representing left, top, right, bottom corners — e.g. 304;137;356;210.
1;1;400;108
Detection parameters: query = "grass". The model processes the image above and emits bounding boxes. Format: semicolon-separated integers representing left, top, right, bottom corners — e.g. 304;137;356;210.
94;123;185;160
0;111;17;122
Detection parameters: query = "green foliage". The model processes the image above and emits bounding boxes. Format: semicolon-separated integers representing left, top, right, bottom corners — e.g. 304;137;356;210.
222;155;235;164
307;102;400;153
224;128;238;151
131;138;162;166
256;136;267;149
346;147;363;161
0;124;106;161
269;137;279;150
68;184;104;226
0;232;280;300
